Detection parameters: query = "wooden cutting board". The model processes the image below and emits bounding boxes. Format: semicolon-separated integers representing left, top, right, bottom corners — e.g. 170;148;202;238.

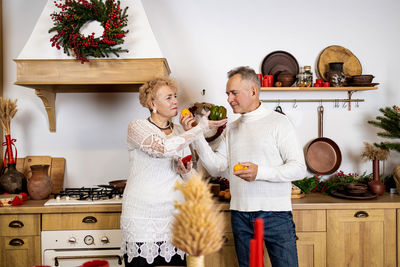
16;156;65;194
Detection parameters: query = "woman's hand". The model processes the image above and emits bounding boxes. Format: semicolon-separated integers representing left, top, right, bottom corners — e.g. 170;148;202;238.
180;114;197;131
177;157;192;174
233;162;258;182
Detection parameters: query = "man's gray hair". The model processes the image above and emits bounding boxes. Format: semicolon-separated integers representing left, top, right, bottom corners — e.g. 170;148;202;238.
227;66;261;88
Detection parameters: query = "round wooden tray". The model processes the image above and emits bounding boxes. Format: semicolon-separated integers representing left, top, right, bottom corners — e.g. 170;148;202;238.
317;45;362;81
330;189;377;200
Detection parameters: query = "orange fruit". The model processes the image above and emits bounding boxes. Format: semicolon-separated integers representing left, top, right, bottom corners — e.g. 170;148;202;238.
233;163;248;172
224;191;231;199
181;108;191;117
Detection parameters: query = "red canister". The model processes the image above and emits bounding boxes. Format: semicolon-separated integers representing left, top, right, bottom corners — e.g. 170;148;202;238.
262;75;273;87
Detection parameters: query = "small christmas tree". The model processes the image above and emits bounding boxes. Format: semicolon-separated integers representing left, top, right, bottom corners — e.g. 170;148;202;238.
368;105;400;153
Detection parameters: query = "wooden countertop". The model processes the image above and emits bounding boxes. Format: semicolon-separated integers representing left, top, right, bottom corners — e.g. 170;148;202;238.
1;193;400;214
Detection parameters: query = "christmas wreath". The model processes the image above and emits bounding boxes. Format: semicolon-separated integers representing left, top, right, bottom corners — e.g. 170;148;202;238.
49;0;129;63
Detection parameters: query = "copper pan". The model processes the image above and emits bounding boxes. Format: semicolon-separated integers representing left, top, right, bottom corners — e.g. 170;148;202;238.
305;106;342;174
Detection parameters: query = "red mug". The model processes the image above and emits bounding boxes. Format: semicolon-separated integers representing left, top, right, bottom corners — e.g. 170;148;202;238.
314;83;321;87
323;82;330;87
316;79;323;84
257;74;263;84
263;75;273;87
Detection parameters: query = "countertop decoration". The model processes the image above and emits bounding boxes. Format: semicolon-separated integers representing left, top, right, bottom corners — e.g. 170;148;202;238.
172;174;225;267
293;171;372;195
0;98;27;195
361;142;389;195
49;0;129;63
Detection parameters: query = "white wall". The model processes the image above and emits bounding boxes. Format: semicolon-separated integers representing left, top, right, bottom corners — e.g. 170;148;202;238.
2;0;400;187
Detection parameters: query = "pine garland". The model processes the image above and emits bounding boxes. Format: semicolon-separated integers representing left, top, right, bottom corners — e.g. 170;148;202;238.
368;105;400;153
49;0;129;63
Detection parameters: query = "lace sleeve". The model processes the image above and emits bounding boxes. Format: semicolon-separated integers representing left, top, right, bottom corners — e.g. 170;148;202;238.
127;120;205;158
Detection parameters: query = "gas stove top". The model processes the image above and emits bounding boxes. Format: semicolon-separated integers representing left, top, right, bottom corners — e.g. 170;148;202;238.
44;187;123;206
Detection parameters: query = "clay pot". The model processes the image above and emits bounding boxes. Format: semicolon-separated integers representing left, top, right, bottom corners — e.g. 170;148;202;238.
277;73;295;87
351;75;374;84
0;163;27;194
326;62;346;87
368;160;385;195
27;165;53;200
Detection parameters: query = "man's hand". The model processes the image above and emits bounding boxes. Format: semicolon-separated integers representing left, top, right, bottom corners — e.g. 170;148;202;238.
233;162;258;181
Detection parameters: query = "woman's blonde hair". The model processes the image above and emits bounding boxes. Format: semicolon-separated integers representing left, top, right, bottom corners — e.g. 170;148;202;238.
139;77;178;111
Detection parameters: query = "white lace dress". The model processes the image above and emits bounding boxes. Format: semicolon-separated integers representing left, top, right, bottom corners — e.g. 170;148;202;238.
121;119;203;264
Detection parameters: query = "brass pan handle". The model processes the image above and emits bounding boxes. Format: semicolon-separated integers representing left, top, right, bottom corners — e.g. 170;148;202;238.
9;220;24;228
9;238;24;246
82;216;97;223
354;211;369;218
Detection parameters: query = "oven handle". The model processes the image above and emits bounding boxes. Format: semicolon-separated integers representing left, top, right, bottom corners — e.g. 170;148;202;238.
82;216;97;223
54;255;123;266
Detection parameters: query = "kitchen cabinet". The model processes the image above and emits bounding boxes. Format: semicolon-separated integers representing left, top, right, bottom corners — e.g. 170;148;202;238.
327;209;396;267
205;211;239;267
264;210;326;267
14;58;170;132
42;212;120;230
0;214;41;266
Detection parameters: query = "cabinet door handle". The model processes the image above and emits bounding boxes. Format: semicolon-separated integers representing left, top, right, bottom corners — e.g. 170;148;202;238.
9;238;24;246
82;216;97;223
223;235;229;244
8;220;24;228
296;235;299;240
354;211;369;218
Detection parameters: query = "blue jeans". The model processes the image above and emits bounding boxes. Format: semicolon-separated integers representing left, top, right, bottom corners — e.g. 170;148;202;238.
231;210;298;267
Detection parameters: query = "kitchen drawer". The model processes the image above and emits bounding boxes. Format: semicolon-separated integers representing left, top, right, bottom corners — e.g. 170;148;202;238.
42;212;120;230
0;214;40;236
293;210;326;232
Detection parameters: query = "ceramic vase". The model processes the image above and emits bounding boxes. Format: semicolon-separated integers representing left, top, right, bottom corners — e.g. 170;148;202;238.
27;164;53;200
326;62;346;87
368;160;385;195
0;163;27;194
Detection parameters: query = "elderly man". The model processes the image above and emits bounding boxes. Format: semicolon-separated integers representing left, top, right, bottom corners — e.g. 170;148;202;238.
181;66;306;267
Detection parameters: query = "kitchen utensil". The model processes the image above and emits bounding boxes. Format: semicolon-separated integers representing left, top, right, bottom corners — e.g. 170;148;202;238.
261;51;299;78
348;82;379;87
351;74;374;83
330;189;377;200
109;179;127;193
274;105;285;115
344;183;368;195
305;106;342;174
317;45;362;81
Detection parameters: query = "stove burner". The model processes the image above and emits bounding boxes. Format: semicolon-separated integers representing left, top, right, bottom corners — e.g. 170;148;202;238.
54;187;122;201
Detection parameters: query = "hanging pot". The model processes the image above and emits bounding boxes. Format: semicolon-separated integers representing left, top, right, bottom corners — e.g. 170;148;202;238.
305;106;342;174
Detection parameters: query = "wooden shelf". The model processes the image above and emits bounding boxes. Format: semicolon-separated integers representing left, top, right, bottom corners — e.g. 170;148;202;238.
14;58;170;132
260;86;378;91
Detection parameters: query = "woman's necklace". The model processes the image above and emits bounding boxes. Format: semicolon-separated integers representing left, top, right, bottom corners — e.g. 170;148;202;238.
148;117;171;130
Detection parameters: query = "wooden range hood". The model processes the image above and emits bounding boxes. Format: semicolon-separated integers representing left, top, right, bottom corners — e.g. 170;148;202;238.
14;58;170;132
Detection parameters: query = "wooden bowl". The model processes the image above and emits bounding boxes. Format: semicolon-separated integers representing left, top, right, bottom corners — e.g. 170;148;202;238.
351;75;374;84
344;183;368;195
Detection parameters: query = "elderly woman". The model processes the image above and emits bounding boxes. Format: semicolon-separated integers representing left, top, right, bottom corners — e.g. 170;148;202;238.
121;77;226;267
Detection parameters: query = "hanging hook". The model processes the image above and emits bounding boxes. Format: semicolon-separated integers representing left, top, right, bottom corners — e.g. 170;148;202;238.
342;101;347;108
356;100;360;108
293;100;297;109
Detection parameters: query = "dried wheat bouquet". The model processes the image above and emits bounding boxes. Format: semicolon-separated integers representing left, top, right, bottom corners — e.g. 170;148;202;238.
361;142;389;161
0;98;18;135
172;174;225;257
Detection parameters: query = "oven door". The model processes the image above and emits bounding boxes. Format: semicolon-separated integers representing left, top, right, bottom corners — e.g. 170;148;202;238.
43;248;123;267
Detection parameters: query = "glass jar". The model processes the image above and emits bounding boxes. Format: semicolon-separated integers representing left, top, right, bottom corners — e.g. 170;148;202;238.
304;66;313;87
296;67;306;87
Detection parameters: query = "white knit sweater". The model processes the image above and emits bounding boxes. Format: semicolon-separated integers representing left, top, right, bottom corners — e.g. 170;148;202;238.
193;104;306;212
